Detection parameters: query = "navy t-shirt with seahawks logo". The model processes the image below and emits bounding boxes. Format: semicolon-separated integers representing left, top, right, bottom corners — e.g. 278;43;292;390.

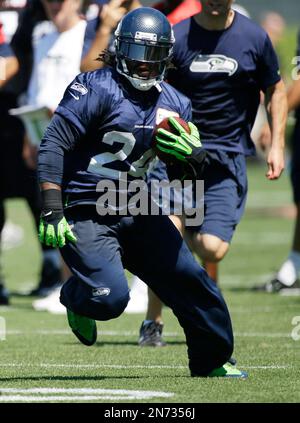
167;12;281;156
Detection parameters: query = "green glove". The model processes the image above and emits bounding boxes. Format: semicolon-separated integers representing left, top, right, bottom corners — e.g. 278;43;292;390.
38;189;77;248
155;117;202;162
156;117;207;179
39;212;77;248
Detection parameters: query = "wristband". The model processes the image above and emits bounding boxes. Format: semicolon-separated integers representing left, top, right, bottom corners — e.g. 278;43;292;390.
41;189;63;213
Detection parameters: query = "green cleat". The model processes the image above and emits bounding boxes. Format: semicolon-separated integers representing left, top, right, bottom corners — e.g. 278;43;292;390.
191;362;248;378
208;362;248;378
67;309;97;346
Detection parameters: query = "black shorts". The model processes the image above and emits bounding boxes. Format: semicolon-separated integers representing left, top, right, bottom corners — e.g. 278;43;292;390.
0;114;39;200
290;119;300;204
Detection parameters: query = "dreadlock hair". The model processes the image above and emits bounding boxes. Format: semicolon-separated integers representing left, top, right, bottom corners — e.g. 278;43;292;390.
96;50;116;67
96;49;176;71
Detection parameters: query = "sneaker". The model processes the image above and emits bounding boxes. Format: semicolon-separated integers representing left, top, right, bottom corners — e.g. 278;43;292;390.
124;277;148;314
0;284;9;306
28;283;62;298
253;278;300;293
2;221;24;251
67;309;97;346
138;320;167;347
33;287;66;314
192;362;248;378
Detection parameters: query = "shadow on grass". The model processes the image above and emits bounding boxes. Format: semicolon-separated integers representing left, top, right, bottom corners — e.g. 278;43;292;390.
225;286;264;293
96;340;186;346
63;340;186;347
0;374;188;382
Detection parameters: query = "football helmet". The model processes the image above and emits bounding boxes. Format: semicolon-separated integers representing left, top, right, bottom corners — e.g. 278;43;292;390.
115;7;175;91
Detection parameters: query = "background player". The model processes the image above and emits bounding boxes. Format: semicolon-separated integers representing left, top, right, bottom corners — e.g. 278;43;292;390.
0;19;19;304
137;0;287;347
257;29;300;293
80;0;142;72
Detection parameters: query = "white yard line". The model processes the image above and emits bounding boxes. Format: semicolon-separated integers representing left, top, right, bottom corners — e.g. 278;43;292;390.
0;363;292;370
0;387;173;396
234;332;292;338
0;388;174;402
0;396;163;402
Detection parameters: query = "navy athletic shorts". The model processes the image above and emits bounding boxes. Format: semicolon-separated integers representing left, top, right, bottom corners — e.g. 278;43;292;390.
147;151;248;243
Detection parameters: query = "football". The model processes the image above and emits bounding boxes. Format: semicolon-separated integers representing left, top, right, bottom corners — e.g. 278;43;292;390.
152;116;191;164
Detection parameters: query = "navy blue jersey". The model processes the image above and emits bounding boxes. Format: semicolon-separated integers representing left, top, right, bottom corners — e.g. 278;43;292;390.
38;68;191;206
167;12;281;156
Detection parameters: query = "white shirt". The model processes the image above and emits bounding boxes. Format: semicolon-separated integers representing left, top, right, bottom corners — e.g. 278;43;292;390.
27;19;87;111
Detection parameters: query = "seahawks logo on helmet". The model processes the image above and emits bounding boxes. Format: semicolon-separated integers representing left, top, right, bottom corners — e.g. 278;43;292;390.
190;54;238;76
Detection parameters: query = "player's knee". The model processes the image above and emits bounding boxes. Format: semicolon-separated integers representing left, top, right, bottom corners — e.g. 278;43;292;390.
193;234;229;263
60;276;130;320
89;291;130;320
193;243;222;262
203;248;226;263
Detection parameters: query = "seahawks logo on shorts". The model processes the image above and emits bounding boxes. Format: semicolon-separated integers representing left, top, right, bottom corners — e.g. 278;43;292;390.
190;54;238;76
92;288;111;297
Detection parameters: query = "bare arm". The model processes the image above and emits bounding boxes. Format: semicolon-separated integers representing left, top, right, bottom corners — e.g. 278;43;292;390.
264;79;287;180
80;0;127;72
257;76;300;151
0;56;18;88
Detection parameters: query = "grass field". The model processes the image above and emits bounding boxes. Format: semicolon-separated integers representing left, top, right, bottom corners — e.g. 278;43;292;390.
0;163;300;403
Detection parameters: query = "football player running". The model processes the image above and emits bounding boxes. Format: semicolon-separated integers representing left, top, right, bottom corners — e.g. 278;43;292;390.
38;7;246;378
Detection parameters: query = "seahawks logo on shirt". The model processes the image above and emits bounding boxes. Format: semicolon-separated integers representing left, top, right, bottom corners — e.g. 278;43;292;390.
190;54;238;76
69;82;88;101
70;82;88;95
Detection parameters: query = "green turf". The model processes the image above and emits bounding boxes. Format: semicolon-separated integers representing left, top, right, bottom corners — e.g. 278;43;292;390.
0;164;299;403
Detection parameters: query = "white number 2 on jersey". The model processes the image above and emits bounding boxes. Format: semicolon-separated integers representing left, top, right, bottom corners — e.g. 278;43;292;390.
88;131;155;179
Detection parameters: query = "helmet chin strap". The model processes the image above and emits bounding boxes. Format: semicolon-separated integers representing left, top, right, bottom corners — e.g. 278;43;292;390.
126;75;160;91
117;59;165;92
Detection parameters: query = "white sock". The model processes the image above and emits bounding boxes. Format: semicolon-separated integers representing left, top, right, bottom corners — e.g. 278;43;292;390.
130;275;147;294
277;251;300;286
124;276;148;314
